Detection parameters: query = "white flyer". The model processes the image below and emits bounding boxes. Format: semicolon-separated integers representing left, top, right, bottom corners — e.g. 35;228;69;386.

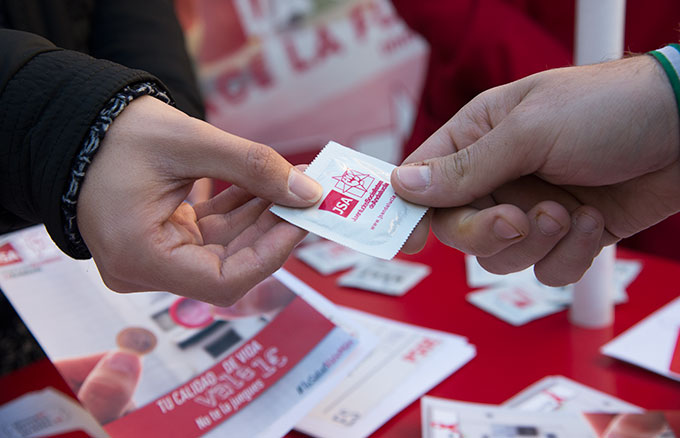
271;141;428;260
602;295;680;382
503;376;641;413
0;226;373;438
296;307;476;438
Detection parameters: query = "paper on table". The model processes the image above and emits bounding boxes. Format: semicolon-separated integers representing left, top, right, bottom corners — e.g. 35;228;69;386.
295;240;371;275
464;255;639;306
420;396;595;438
602;295;680;382
466;284;565;326
0;226;371;438
296;307;475;438
337;258;431;296
503;375;641;413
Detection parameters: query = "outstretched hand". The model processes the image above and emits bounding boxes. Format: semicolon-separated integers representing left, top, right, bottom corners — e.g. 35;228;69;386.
393;55;680;286
77;96;322;306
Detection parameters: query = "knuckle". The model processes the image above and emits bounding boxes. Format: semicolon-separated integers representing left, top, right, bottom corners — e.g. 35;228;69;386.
245;142;278;178
444;148;473;181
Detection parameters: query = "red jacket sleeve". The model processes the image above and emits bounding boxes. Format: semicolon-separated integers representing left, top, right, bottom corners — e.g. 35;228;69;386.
391;0;572;156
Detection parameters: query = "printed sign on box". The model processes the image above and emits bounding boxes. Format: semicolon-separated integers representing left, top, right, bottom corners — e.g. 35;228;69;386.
178;0;429;165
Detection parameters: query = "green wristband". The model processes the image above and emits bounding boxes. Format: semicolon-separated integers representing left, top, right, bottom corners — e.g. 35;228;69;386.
648;44;680;116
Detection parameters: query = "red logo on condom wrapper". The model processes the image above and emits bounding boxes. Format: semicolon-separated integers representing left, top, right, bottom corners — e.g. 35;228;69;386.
332;169;375;198
319;190;359;217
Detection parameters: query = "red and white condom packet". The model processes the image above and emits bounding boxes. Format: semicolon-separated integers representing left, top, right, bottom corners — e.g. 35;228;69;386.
338;259;431;296
295;240;371;275
271;142;428;259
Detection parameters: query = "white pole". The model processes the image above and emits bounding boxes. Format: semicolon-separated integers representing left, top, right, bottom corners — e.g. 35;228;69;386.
575;0;626;65
569;0;625;328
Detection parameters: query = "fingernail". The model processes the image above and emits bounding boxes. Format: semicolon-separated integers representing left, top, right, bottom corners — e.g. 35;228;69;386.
101;351;141;375
288;168;322;203
574;212;599;233
396;165;431;191
536;212;562;236
494;218;523;240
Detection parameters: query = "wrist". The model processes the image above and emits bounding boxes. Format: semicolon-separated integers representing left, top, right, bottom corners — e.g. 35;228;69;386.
648;45;680;116
647;45;680;159
62;82;172;258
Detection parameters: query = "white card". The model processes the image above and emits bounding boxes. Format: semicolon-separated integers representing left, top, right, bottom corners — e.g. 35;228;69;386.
271;142;428;259
297;308;475;438
337;259;431;296
602;295;680;382
466;284;564;326
503;376;641;413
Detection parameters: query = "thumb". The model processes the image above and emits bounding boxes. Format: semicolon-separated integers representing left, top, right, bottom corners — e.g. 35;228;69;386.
170;117;323;207
391;123;535;207
77;351;142;424
202;136;323;207
112;96;323;208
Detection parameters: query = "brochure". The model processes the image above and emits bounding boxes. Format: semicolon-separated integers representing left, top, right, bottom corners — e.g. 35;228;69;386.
296;307;476;438
0;225;371;438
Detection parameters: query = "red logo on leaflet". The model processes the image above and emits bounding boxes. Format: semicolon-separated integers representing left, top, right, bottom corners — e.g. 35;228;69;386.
319;190;358;218
0;243;21;266
332;169;374;198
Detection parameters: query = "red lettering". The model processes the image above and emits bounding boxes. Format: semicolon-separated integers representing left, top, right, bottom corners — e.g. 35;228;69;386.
285;25;342;73
214;53;273;104
316;26;342;59
349;4;368;40
319;191;358;218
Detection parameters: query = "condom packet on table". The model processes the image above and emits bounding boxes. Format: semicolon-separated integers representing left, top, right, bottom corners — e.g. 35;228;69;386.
295;239;371;275
271;142;428;259
338;259;431;296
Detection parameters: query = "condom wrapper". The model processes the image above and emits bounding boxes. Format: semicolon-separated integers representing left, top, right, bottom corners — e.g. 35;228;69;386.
295;240;371;275
338;259;431;296
271;142;428;259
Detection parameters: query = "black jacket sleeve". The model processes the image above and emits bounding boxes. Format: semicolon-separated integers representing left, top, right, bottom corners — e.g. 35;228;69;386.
89;0;205;120
0;29;164;254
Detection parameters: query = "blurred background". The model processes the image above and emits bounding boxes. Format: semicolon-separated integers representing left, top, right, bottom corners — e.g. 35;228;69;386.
175;0;680;260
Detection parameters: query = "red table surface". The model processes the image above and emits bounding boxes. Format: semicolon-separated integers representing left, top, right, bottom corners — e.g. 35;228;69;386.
284;234;680;438
1;234;679;437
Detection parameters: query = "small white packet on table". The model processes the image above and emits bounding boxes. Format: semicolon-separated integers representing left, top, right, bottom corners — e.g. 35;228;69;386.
502;375;641;413
295;240;371;275
271;141;428;260
338;259;431;296
466;284;564;326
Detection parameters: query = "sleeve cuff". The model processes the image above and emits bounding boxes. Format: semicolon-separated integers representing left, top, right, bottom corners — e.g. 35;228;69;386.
61;81;172;259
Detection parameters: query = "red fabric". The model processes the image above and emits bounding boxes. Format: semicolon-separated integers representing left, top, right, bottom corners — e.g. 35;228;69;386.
392;0;680;260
